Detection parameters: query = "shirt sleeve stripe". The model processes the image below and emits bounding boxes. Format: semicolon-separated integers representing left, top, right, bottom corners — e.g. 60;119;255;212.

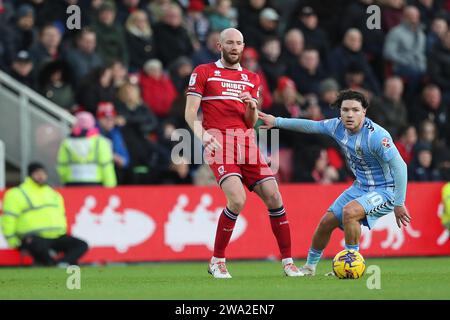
186;92;202;98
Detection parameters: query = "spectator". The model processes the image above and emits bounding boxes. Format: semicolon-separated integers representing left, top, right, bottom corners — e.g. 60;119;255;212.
161;155;193;185
339;0;385;83
318;78;340;119
168;56;193;94
38;60;75;112
208;0;234;32
65;27;103;83
417;118;450;175
367;76;408;139
280;28;304;67
243;7;280;50
304;95;325;121
29;24;63;73
153;3;194;68
191;31;221;67
286;6;330;63
237;0;267;38
75;66;115;115
125;9;156;72
7;4;37;60
116;0;143;25
8;50;35;89
410;84;448;143
1;162;88;266
287;47;325;96
110;59;129;89
115;82;169;184
115;82;159;137
413;0;442;30
259;36;286;92
185;0;210;47
268;76;303;182
328;28;380;95
34;0;81;29
343;61;375;100
426;16;448;53
96;101;130;183
92;1;129;66
428;29;450;102
145;0;171;24
240;47;273;110
310;148;340;184
395;125;418;164
57;111;117;187
418;118;439;145
139;59;177;120
383;6;427;97
409;142;442;181
381;0;406;32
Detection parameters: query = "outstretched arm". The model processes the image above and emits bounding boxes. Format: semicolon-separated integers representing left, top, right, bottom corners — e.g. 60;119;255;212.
258;112;326;134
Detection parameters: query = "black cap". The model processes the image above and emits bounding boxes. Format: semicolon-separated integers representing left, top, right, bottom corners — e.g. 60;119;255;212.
14;50;31;63
27;162;46;176
301;6;315;16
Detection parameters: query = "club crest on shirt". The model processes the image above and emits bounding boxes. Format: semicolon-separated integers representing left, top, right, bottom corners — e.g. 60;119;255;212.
240;73;249;82
381;137;391;148
189;73;197;86
214;70;221;77
356;145;363;157
218;165;226;176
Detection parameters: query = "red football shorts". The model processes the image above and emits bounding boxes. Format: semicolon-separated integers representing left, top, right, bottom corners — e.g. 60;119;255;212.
205;131;275;191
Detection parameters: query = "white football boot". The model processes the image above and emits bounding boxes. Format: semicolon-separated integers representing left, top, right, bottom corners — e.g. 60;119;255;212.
282;259;304;277
208;257;232;279
298;264;316;276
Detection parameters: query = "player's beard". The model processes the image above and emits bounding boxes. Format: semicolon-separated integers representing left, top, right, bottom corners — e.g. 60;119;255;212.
222;50;242;65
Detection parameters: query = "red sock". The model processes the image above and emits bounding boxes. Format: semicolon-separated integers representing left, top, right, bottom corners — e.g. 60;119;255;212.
269;206;292;259
213;208;238;258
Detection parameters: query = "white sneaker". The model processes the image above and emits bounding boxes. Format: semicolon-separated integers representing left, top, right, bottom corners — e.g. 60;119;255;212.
298;264;316;276
324;271;336;277
208;258;232;279
283;262;304;277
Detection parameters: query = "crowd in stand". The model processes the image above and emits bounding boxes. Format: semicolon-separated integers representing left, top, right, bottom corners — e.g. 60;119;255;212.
1;0;449;186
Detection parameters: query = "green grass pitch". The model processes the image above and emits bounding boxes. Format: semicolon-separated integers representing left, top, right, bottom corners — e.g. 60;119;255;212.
0;257;449;299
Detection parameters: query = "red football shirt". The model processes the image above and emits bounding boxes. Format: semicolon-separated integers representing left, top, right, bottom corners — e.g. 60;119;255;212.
186;59;261;133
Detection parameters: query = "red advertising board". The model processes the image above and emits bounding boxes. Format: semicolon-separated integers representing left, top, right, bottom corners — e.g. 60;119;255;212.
0;183;449;265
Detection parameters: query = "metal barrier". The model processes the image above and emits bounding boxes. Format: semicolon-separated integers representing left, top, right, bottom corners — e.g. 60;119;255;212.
0;70;75;185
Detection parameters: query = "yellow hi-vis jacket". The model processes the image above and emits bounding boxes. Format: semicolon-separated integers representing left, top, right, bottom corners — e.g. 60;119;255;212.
1;177;67;248
442;182;450;230
57;134;117;187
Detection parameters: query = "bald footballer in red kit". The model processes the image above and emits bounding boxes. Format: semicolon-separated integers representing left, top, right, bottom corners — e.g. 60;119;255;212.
185;28;303;278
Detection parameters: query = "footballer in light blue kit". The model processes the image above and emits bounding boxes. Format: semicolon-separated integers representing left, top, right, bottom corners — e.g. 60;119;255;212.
258;90;412;276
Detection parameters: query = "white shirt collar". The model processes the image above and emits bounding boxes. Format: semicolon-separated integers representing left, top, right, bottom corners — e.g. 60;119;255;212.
215;59;242;71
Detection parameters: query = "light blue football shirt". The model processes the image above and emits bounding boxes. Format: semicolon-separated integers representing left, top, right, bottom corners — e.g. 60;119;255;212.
274;117;407;206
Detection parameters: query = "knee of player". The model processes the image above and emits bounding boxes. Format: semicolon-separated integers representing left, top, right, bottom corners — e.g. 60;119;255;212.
228;193;246;212
342;205;360;224
264;190;282;208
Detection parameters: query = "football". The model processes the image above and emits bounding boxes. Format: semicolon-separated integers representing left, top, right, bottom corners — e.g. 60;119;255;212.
332;250;366;279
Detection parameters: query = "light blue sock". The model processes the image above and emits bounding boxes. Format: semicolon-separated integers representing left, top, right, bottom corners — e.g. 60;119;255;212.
306;248;323;267
345;243;360;251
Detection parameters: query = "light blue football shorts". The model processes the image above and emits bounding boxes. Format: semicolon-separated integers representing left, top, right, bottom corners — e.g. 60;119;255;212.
328;185;395;229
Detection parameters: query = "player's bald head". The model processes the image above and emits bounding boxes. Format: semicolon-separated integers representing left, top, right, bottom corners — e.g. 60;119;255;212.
219;28;244;44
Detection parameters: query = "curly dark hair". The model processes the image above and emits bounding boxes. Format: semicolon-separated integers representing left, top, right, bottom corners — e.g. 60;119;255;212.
331;90;369;109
